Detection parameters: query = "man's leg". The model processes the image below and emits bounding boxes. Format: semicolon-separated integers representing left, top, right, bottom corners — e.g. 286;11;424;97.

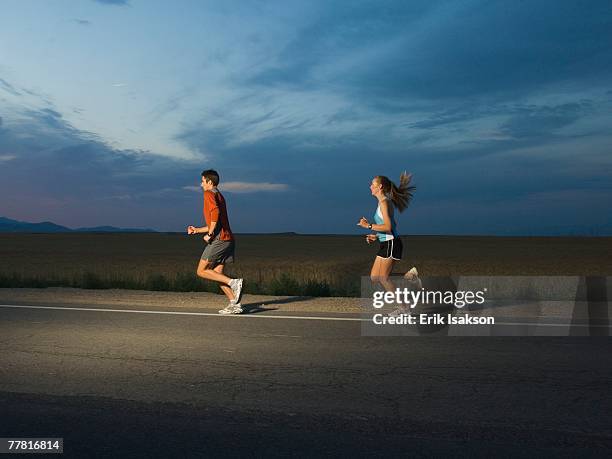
213;264;235;302
196;259;234;285
212;263;243;314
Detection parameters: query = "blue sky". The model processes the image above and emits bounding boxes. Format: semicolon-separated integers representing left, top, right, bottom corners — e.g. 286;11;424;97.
1;0;611;234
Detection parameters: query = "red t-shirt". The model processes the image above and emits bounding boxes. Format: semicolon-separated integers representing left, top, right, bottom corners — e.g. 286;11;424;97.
203;189;233;241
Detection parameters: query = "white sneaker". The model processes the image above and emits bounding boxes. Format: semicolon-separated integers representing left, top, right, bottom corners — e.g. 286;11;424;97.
229;278;244;304
389;306;408;318
404;267;422;290
218;302;243;315
404;267;419;280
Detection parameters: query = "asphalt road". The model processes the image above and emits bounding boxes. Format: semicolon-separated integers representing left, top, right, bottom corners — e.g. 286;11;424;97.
1;303;611;458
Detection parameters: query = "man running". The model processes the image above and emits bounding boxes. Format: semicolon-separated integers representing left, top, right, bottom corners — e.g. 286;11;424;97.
187;169;244;314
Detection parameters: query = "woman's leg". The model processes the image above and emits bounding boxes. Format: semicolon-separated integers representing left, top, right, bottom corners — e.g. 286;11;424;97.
213;263;235;302
371;256;396;292
370;256;382;283
376;257;396;293
379;257;406;314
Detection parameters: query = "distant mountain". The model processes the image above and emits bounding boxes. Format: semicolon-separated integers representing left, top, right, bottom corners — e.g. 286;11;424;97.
0;217;71;232
74;225;156;233
0;217;156;233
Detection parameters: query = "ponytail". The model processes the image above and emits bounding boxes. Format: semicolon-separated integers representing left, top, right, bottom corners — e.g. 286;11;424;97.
376;172;415;213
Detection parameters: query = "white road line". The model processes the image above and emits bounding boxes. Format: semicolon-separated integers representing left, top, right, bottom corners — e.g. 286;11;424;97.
0;304;610;328
0;304;366;322
495;322;611;328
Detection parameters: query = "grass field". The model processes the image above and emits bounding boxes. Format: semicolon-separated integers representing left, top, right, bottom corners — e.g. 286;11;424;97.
1;233;611;296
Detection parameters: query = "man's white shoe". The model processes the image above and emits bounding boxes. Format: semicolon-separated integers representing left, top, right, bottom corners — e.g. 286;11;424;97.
229;278;244;304
219;302;243;315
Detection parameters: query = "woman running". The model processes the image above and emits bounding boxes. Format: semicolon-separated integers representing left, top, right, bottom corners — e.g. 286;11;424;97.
358;172;415;313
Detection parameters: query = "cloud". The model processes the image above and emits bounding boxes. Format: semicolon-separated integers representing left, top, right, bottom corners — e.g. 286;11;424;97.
0;78;21;97
103;187;192;201
169;0;612;171
499;102;593;139
0;101;203;229
0;98;298;230
183;182;290;193
2;1;611;234
157;1;612;233
239;0;612;108
220;182;290;193
93;0;129;6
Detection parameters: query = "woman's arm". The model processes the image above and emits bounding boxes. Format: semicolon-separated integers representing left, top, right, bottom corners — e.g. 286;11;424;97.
357;201;392;232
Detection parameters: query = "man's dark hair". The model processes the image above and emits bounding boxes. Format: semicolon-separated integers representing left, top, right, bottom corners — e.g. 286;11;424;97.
201;169;220;186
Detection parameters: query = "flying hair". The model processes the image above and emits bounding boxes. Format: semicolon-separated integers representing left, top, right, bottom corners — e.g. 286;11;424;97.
375;172;415;213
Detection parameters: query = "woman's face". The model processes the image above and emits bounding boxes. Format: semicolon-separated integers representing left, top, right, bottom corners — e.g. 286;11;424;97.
370;178;382;196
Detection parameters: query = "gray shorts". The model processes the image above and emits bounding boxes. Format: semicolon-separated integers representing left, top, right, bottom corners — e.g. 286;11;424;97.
201;239;235;267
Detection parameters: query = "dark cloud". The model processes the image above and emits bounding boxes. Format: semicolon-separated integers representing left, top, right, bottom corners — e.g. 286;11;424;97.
352;1;612;101
178;113;608;200
168;1;612;233
243;0;612;104
28;108;77;133
245;1;434;89
0;78;21;97
2;1;612;234
500;102;593;139
406;98;596;135
2;99;610;233
0;105;203;230
408;104;499;130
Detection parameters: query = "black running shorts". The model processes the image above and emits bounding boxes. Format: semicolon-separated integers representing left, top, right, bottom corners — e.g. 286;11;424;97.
376;238;403;260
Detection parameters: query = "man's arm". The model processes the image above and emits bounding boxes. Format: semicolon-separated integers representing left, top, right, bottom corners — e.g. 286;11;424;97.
203;191;220;240
187;225;208;234
207;221;218;236
202;221;217;243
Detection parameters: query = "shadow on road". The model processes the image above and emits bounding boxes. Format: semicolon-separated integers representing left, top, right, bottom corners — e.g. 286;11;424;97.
242;305;279;314
241;295;314;314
